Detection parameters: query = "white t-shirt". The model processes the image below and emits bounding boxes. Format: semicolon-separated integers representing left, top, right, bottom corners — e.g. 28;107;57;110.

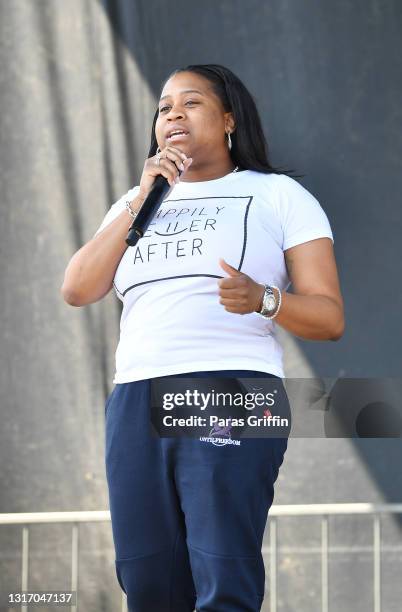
94;170;334;383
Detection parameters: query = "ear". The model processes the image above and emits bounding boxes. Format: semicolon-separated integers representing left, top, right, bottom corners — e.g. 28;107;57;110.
224;112;236;133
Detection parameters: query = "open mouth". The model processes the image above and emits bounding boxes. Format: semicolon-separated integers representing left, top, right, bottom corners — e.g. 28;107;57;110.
166;131;189;142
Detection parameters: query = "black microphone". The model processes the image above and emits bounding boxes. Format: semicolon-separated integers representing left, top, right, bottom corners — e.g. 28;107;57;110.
126;174;175;247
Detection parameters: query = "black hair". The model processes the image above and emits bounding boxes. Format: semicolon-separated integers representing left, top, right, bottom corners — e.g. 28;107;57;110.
148;63;303;179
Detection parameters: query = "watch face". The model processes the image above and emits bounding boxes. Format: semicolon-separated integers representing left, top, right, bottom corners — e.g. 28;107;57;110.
266;296;276;311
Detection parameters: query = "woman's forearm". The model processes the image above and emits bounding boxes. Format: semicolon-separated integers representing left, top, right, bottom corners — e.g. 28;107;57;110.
271;289;344;341
60;194;146;306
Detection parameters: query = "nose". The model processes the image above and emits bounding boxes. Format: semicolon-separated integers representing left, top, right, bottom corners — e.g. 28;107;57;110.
165;104;185;119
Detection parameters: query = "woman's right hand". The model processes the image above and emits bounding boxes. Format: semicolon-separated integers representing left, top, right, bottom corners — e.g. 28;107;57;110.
138;146;193;199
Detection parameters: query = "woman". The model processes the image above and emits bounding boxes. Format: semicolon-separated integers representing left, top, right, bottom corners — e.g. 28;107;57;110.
61;64;344;611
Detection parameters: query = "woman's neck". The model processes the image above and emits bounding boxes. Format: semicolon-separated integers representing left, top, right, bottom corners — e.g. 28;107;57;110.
180;159;238;182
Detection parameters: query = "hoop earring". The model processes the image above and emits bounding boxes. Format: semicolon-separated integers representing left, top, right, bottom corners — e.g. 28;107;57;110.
156;146;161;154
226;131;232;151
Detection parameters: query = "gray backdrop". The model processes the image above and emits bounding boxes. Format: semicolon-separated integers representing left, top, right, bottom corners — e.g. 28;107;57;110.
0;1;401;610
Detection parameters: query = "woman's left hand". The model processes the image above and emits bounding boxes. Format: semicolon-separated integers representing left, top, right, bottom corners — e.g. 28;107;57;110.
218;258;265;315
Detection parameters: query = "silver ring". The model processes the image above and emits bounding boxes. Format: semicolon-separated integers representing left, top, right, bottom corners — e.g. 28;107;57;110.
156;146;162;166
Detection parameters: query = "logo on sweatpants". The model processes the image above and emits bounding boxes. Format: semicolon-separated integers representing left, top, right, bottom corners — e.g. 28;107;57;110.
199;418;241;446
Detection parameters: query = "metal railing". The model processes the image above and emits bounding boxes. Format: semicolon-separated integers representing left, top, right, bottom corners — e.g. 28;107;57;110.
1;503;402;612
0;511;125;612
265;503;402;612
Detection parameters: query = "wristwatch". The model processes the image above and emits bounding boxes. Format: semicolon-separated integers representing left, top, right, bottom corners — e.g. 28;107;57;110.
258;284;280;318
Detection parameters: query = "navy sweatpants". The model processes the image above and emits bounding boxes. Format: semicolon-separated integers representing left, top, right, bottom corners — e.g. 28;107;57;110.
104;370;289;612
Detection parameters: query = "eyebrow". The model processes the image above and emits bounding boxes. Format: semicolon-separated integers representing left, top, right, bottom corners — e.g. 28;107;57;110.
159;89;204;102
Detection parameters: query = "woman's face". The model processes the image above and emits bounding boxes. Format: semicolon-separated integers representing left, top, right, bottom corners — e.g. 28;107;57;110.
155;71;235;171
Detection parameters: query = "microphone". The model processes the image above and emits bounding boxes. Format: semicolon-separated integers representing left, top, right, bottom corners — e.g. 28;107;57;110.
126;174;176;247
